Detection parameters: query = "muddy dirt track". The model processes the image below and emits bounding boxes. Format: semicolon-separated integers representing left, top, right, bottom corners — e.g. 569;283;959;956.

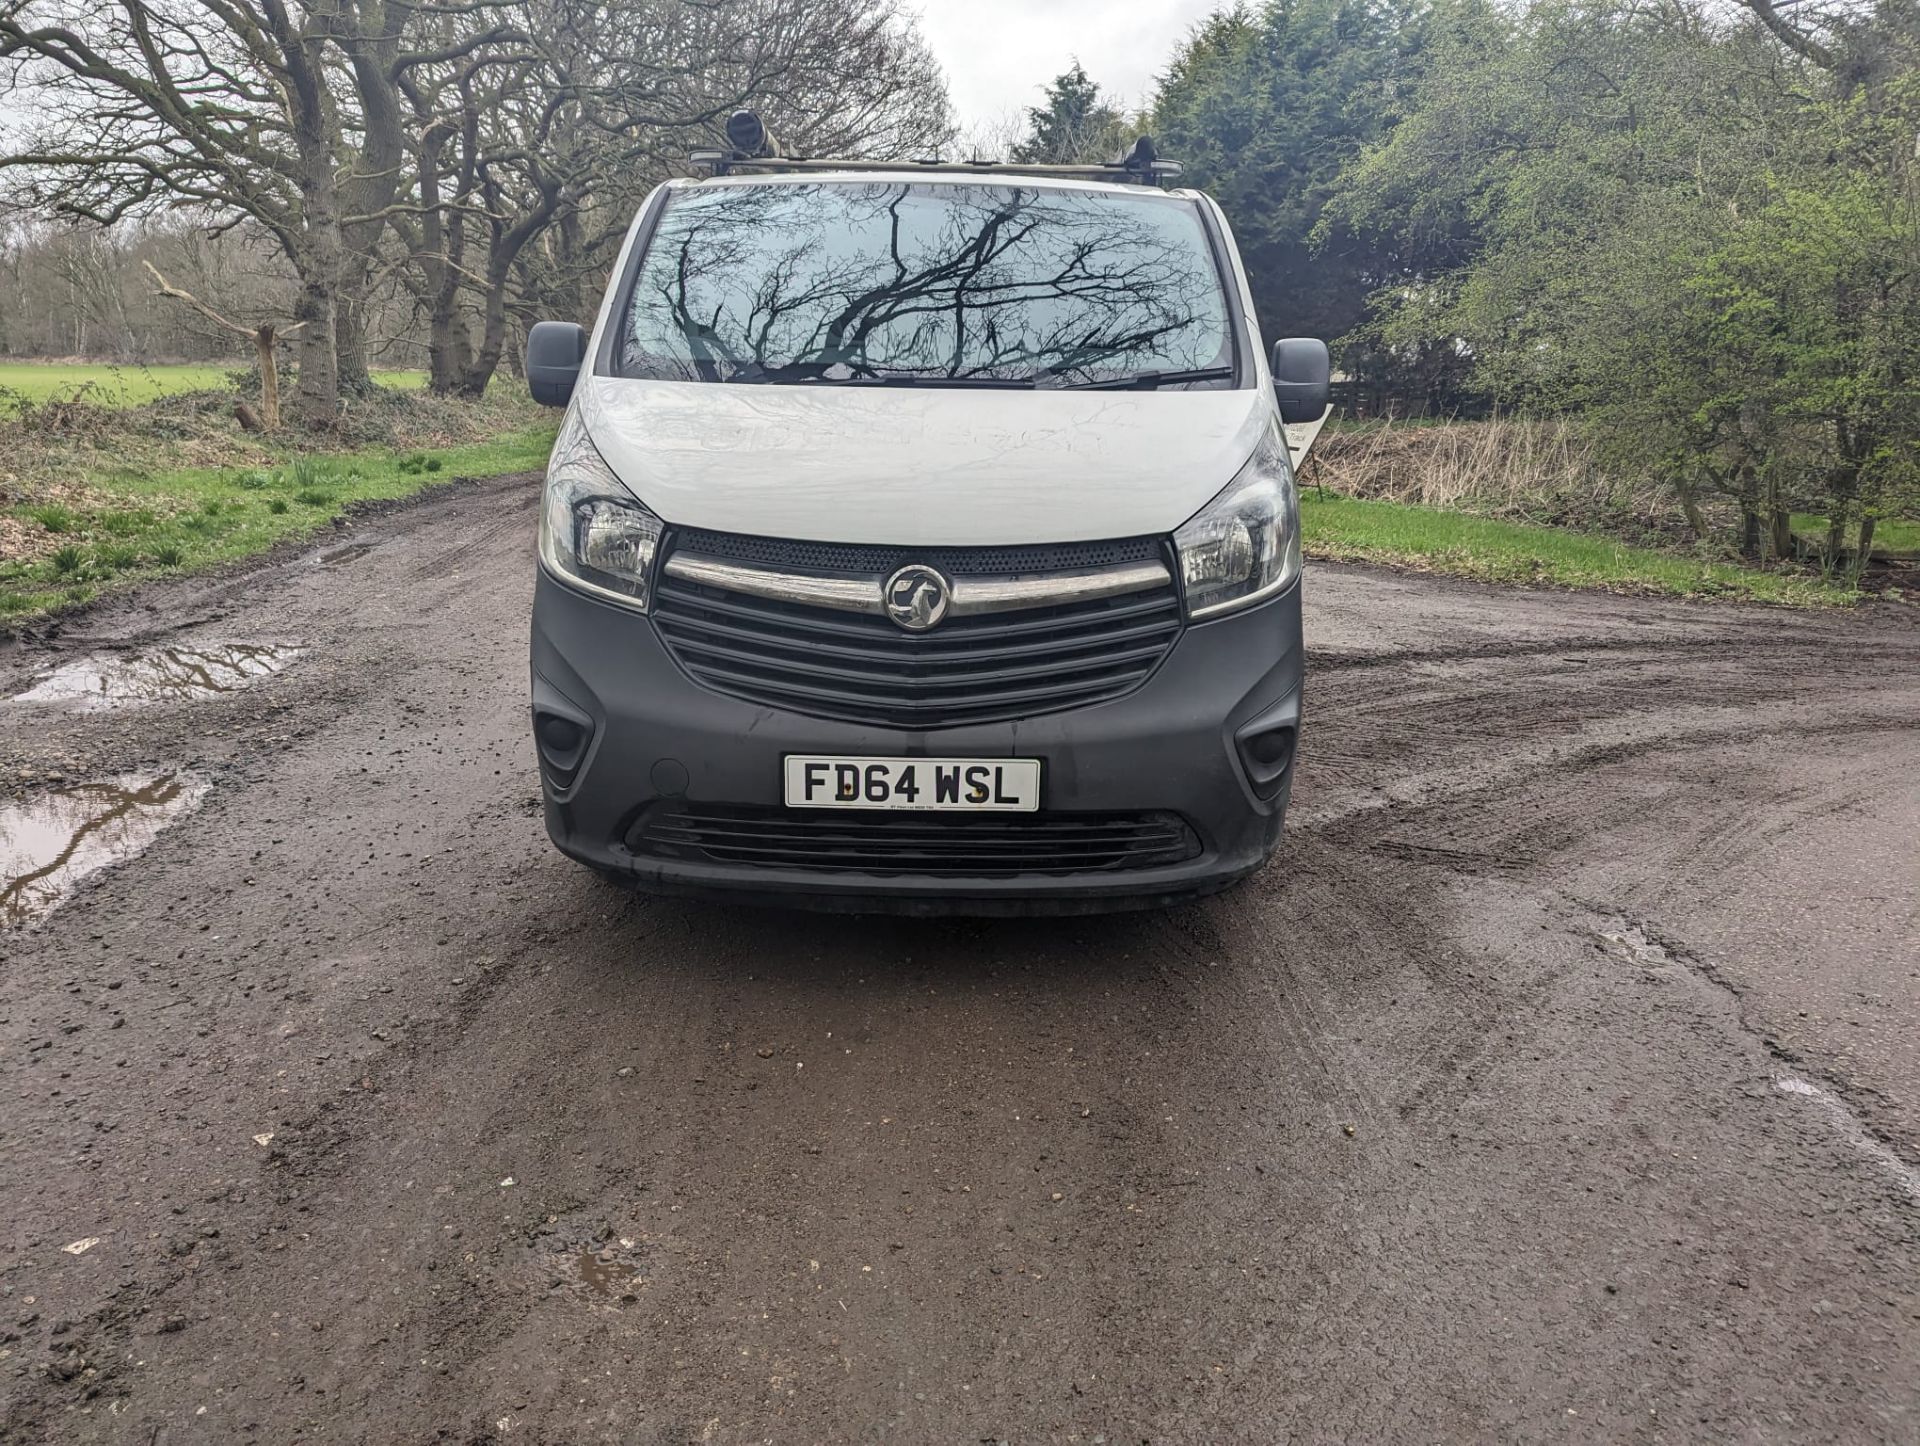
2;470;1918;1444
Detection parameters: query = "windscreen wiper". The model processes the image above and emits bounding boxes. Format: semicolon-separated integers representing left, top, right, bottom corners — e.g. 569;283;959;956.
1066;366;1236;390
761;372;1038;389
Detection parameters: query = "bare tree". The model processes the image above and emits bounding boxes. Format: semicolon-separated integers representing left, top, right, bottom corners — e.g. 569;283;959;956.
0;211;302;361
392;0;953;396
0;0;952;414
141;259;303;427
0;0;358;419
0;0;529;417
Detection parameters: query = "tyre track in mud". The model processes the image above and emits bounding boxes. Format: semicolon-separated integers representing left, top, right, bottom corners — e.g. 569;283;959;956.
1;476;1917;1442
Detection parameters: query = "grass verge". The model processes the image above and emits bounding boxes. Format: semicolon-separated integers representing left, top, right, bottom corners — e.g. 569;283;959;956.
1302;492;1860;606
1;425;552;622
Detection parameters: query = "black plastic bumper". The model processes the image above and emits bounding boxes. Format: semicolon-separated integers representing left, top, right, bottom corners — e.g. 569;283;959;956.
529;567;1303;913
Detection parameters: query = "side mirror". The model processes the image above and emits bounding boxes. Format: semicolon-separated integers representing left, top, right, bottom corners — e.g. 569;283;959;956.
1271;337;1330;425
526;321;589;407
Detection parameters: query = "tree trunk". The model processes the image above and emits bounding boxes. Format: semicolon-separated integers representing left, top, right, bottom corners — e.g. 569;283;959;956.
456;282;510;399
1735;462;1763;560
1858;515;1877;560
1822;449;1861;563
289;257;339;426
253;324;281;430
1674;478;1707;540
333;3;404;399
282;33;343;426
455;172;562;398
428;303;473;394
140;261;298;432
233;0;345;427
426;253;473;394
1825;500;1850;563
334;280;375;397
1769;506;1793;561
409;109;476;395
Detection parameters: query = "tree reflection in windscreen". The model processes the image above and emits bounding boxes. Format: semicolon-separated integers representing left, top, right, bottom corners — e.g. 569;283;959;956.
618;182;1233;387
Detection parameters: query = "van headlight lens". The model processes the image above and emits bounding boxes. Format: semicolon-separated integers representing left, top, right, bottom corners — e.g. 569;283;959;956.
537;410;662;611
1174;427;1301;619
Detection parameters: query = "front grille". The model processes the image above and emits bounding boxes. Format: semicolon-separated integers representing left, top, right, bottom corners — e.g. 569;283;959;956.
671;528;1164;576
631;805;1200;877
651;531;1184;728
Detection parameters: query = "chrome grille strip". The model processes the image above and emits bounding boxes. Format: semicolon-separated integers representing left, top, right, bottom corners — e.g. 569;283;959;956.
661;551;1172;618
662;553;884;614
949;563;1172;616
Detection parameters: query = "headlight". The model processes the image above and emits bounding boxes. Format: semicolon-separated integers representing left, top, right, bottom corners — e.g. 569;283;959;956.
537;409;663;611
1173;426;1301;618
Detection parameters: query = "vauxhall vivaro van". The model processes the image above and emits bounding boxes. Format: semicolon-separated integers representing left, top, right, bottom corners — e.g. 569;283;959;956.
524;115;1329;912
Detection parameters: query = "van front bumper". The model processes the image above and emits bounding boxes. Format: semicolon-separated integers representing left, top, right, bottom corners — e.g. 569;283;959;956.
529;567;1303;914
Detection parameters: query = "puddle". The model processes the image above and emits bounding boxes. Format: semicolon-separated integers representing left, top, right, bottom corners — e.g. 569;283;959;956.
0;772;209;928
576;1247;642;1300
525;1214;651;1304
13;643;302;712
320;543;373;566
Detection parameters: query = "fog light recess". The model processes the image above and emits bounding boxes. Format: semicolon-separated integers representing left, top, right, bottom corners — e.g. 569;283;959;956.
534;708;592;788
1234;709;1298;802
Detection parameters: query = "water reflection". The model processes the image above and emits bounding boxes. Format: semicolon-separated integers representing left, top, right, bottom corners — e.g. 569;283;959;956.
0;771;209;928
13;642;302;712
621;181;1231;386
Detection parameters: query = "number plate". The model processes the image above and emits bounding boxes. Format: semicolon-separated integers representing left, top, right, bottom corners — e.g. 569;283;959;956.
784;756;1041;812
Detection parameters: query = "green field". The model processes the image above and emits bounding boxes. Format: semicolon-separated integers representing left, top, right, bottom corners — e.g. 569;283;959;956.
1789;512;1920;554
0;361;425;406
1303;493;1857;605
1;426;553;619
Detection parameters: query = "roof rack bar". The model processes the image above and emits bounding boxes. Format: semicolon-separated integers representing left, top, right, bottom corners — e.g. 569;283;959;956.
689;118;1183;188
686;153;1184;186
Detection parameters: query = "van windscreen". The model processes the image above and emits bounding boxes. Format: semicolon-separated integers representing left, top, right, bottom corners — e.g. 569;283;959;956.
616;181;1235;389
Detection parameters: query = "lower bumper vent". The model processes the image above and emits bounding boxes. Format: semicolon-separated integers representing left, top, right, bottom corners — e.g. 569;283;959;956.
629;805;1200;878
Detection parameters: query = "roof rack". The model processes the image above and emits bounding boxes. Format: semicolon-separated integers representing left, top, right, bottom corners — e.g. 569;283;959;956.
691;114;1183;188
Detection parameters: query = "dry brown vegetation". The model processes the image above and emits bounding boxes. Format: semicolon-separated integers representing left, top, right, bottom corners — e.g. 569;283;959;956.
0;381;548;589
0;380;554;621
1298;418;1918;600
1308;418;1616;509
1302;418;1696;541
0;383;541;505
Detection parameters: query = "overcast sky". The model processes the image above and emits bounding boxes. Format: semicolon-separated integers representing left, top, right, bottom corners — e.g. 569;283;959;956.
912;0;1223;134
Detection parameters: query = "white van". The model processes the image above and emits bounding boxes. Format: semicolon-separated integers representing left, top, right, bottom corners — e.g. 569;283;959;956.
524;115;1328;912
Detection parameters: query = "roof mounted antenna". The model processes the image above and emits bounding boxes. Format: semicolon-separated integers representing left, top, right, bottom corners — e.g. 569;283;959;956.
1119;135;1158;178
690;109;786;175
724;109;779;160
